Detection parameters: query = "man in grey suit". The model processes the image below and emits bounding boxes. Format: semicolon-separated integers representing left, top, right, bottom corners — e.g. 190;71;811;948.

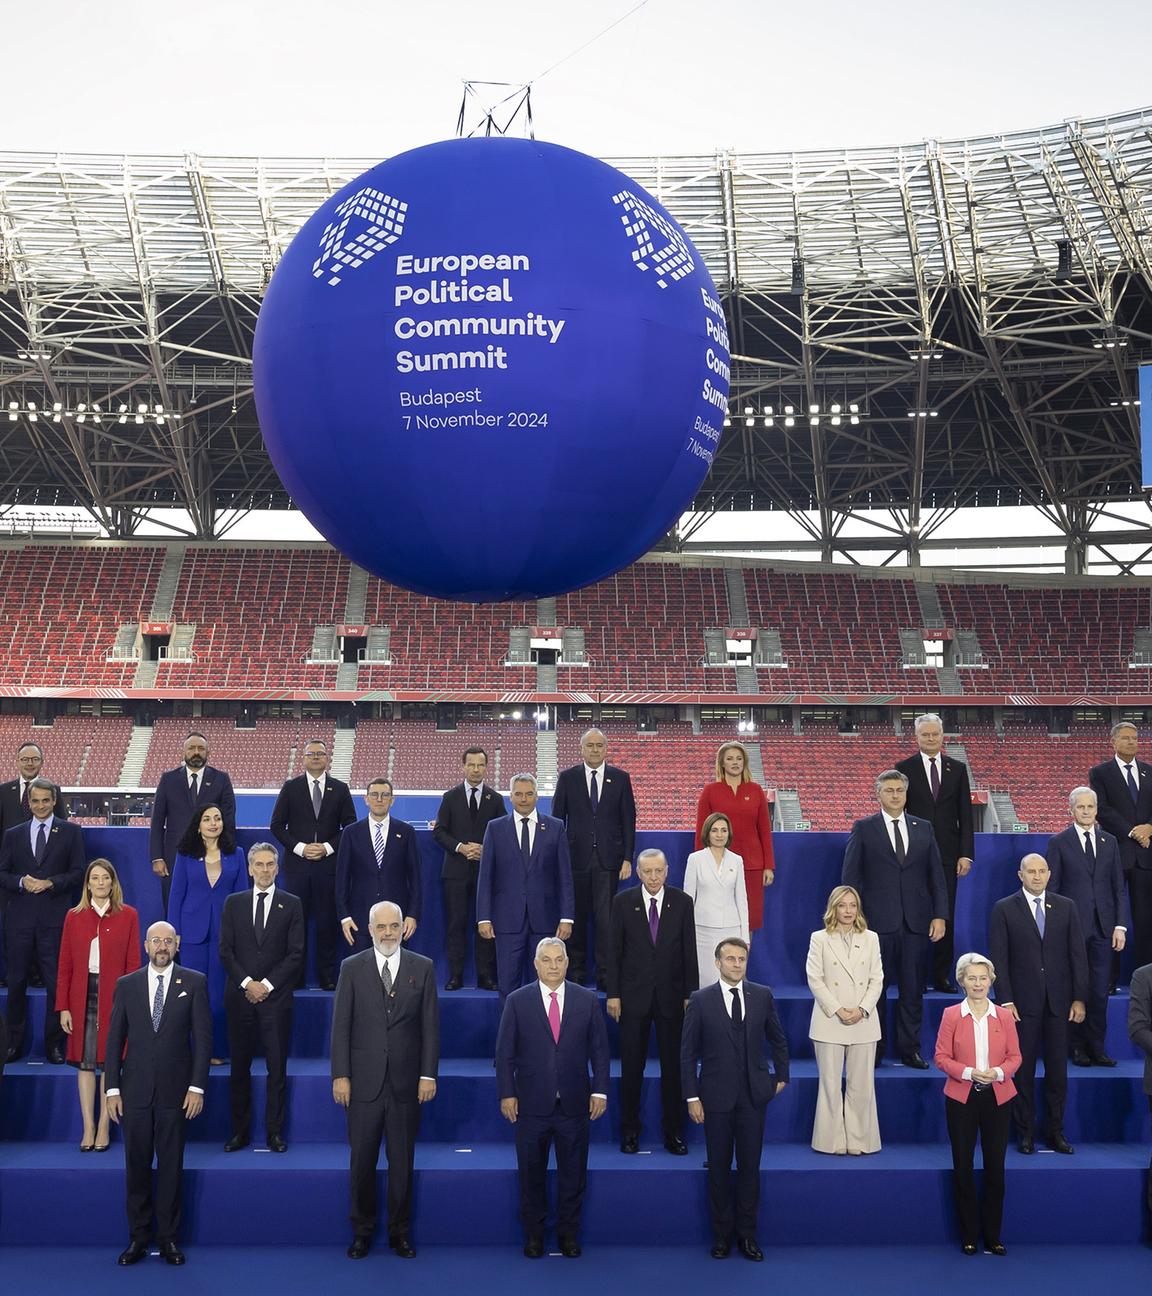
1127;960;1152;1236
331;900;439;1260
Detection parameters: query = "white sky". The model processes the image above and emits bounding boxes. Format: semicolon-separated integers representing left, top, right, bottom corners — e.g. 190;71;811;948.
8;0;1152;159
9;0;1151;572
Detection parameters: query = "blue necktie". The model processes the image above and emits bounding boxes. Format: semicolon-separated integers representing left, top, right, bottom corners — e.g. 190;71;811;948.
520;817;531;862
1125;764;1139;806
374;822;385;867
152;975;165;1032
34;821;47;864
1034;896;1045;937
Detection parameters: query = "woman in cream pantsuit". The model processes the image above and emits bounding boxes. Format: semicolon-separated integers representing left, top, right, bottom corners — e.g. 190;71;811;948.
682;812;749;988
806;885;884;1154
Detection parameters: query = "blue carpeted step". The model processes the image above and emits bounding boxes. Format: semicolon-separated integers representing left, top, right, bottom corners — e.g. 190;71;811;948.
0;1140;1146;1247
3;1056;1148;1145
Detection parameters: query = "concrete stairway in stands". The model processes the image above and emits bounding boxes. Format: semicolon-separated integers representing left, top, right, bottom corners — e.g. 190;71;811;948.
330;729;355;783
344;564;368;624
536;728;558;790
131;659;158;688
148;544;186;620
119;724;153;787
335;661;359;690
724;566;749;623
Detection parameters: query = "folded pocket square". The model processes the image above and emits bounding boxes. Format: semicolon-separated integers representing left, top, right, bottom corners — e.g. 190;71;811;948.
178;990;188;998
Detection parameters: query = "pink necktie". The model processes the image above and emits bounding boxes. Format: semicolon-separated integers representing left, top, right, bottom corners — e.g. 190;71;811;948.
548;991;561;1044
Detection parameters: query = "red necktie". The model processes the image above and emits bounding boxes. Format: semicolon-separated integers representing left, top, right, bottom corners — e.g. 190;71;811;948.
548;991;561;1044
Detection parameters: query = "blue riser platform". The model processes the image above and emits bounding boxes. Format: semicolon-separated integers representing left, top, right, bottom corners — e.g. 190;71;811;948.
5;986;1141;1061
0;1142;1146;1247
4;1058;1149;1145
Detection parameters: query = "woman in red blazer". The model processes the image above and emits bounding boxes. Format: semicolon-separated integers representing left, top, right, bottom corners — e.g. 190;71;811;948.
56;859;140;1151
694;741;775;933
934;951;1021;1256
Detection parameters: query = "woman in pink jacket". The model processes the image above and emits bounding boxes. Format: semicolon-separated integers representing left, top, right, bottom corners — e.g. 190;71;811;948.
934;951;1021;1257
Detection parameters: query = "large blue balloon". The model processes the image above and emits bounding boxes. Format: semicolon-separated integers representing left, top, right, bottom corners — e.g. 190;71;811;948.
253;137;729;602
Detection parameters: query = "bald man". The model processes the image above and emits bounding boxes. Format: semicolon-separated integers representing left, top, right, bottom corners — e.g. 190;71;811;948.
105;922;211;1266
988;854;1088;1154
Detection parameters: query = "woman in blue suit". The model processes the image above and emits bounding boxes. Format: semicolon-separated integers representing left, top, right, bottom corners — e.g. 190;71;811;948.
168;804;248;1062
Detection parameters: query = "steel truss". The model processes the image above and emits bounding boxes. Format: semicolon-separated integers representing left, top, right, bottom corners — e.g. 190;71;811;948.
1;112;1151;564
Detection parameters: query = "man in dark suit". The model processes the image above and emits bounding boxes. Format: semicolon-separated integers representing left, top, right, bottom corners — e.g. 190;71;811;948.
331;901;439;1259
989;852;1088;1153
842;768;947;1068
552;728;637;989
0;778;85;1062
1047;786;1129;1066
1128;959;1152;1231
0;741;70;989
336;779;421;952
219;842;305;1153
270;738;356;989
681;937;789;1261
1090;720;1152;974
477;773;575;1002
432;746;505;991
896;713;975;991
496;936;609;1258
149;732;236;910
606;847;697;1156
105;920;211;1266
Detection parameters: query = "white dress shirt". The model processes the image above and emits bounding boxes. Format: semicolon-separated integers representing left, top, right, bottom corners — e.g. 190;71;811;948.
537;979;607;1100
516;808;539;853
920;751;942;785
457;782;486;853
1022;888;1047;933
641;887;665;921
884;813;907;855
240;885;276;992
584;763;604;799
107;964;204;1098
375;946;434;1082
294;775;334;856
1115;753;1140;789
88;899;110;973
959;999;1004;1083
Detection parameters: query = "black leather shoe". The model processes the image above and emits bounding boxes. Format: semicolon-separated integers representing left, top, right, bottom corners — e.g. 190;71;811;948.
711;1240;731;1259
46;1047;65;1065
620;1134;639;1154
389;1235;416;1258
1047;1132;1075;1154
1017;1136;1034;1154
445;977;463;991
874;1044;885;1067
558;1235;582;1258
523;1236;545;1259
1089;1052;1117;1067
664;1135;689;1156
347;1236;371;1259
320;980;337;992
117;1241;149;1266
1070;1048;1092;1067
900;1052;930;1070
961;1243;978;1256
477;979;498;992
267;1134;288;1153
985;1242;1007;1256
224;1134;250;1152
159;1241;185;1266
738;1237;764;1262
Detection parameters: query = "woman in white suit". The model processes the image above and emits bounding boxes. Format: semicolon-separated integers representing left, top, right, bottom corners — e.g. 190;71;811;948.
682;812;748;987
806;885;884;1154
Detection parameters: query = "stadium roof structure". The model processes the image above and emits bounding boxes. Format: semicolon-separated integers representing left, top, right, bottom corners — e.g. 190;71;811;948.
2;105;1152;569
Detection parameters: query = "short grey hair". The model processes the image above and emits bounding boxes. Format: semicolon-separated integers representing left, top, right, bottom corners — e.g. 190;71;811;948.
580;727;606;744
914;713;943;732
636;848;667;868
247;841;279;865
369;900;404;926
1111;720;1138;739
875;769;909;796
535;936;567;958
955;951;995;984
511;772;537;790
1068;785;1097;811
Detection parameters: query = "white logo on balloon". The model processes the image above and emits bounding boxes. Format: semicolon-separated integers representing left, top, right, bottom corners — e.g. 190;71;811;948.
611;190;695;288
313;187;408;287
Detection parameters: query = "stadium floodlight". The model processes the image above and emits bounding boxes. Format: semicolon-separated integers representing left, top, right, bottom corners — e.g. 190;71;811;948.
723;417;731;427
784;416;795;427
831;415;841;426
764;416;774;427
809;416;819;426
783;405;794;416
848;403;859;413
809;403;819;415
830;403;841;414
745;417;754;427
